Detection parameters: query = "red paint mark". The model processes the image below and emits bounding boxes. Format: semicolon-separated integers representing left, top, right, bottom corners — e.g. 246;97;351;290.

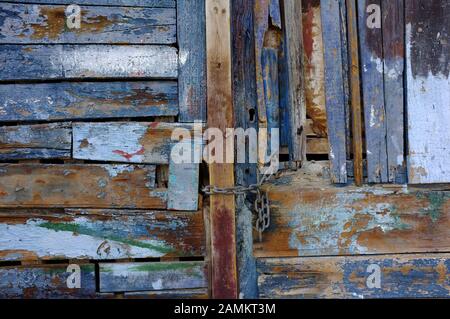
149;122;159;129
112;147;145;161
302;0;317;62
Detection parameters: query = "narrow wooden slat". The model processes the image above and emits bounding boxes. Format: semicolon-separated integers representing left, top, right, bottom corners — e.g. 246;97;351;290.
406;0;450;184
321;0;347;183
255;176;450;257
99;261;207;293
0;0;175;7
0;264;96;299
73;122;195;164
382;0;405;183
0;81;178;122
0;45;177;81
177;0;207;122
258;254;450;298
282;0;307;163
206;0;238;299
0;208;204;261
0;164;165;208
358;0;388;183
0;123;71;160
124;288;208;299
0;4;175;44
346;0;363;186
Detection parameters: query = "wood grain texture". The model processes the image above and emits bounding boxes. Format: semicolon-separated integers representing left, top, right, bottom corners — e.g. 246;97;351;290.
0;0;175;7
0;123;71;160
0;45;177;81
282;0;307;163
320;0;347;183
99;261;207;292
406;0;450;184
73;122;194;164
0;208;204;261
123;288;208;299
258;254;450;298
0;81;178;122
0;3;175;44
254;172;450;257
0;264;96;299
206;0;238;299
306;137;329;155
0;164;166;209
177;0;207;122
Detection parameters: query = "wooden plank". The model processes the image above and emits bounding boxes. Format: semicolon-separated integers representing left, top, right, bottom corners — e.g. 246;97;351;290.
0;45;177;81
206;0;238;299
258;254;450;298
73;122;195;164
346;0;364;186
99;261;207;293
0;123;71;160
0;81;178;122
0;264;96;299
177;0;207;122
382;0;405;183
0;208;204;261
406;0;450;184
306;137;328;155
0;0;175;7
124;288;208;299
254;176;450;257
167;142;200;211
321;0;347;183
0;164;166;209
0;4;175;44
358;0;388;183
282;0;307;163
232;0;259;299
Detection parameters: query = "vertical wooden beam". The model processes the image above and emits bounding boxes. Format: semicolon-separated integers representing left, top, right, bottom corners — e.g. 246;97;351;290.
178;0;207;122
321;0;348;184
281;0;307;164
346;0;364;186
206;0;238;299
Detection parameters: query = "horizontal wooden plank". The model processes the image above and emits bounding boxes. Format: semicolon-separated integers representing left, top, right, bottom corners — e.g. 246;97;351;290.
0;123;71;160
0;45;178;81
123;288;208;299
73;122;196;164
0;0;175;7
0;164;166;209
99;261;207;292
0;264;96;299
0;81;178;122
258;254;450;298
255;172;450;257
0;3;175;44
306;137;329;154
0;208;204;261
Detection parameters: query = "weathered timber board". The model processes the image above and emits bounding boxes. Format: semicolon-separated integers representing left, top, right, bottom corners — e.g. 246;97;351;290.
254;173;450;257
406;0;450;184
0;208;204;261
0;164;166;209
0;1;175;7
0;123;71;160
0;81;178;122
99;261;207;293
123;288;208;299
0;264;96;299
73;122;195;164
0;3;175;44
306;137;329;155
358;0;388;183
0;45;177;81
321;0;347;183
177;0;207;122
257;254;450;298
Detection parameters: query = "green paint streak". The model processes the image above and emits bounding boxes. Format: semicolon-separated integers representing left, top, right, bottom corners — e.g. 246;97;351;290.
416;192;450;223
38;222;174;254
130;262;200;272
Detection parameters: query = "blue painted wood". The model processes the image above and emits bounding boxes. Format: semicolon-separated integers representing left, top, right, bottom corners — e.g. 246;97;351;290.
320;0;348;183
0;3;176;44
0;81;178;122
358;0;388;183
0;0;175;7
177;0;207;122
0;45;178;81
278;34;291;148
